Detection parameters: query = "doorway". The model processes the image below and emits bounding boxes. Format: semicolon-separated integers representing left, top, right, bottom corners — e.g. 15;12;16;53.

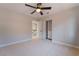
32;21;39;40
46;20;52;40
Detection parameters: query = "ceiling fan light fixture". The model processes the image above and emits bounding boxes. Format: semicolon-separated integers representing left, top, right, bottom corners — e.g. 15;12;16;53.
36;8;41;12
25;3;51;15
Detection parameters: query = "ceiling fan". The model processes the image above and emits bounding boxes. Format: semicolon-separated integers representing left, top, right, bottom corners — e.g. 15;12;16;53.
25;3;52;15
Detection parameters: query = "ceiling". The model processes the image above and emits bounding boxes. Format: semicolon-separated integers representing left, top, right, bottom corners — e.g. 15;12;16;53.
0;3;78;18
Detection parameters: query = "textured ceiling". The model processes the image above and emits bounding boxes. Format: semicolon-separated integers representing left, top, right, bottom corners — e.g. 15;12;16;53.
0;3;78;19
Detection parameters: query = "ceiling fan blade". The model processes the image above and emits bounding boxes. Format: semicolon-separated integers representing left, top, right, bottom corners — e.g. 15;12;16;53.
31;10;36;14
25;4;36;8
40;11;43;15
41;7;51;10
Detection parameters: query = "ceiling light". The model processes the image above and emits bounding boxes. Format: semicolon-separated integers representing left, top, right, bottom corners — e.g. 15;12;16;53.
36;9;41;12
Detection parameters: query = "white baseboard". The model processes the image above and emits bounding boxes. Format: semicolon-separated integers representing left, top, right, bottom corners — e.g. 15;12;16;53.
0;39;32;48
53;40;79;49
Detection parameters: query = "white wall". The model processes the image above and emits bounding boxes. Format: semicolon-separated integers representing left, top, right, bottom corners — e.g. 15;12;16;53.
42;6;79;46
73;7;79;46
0;7;36;45
52;6;78;46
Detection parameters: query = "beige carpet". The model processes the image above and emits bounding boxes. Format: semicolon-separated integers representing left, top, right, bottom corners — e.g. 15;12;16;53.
0;39;79;56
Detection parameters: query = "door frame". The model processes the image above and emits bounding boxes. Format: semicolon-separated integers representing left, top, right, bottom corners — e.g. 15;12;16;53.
45;20;52;40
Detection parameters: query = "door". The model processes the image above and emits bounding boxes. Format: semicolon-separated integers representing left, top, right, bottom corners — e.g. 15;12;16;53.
46;20;52;40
